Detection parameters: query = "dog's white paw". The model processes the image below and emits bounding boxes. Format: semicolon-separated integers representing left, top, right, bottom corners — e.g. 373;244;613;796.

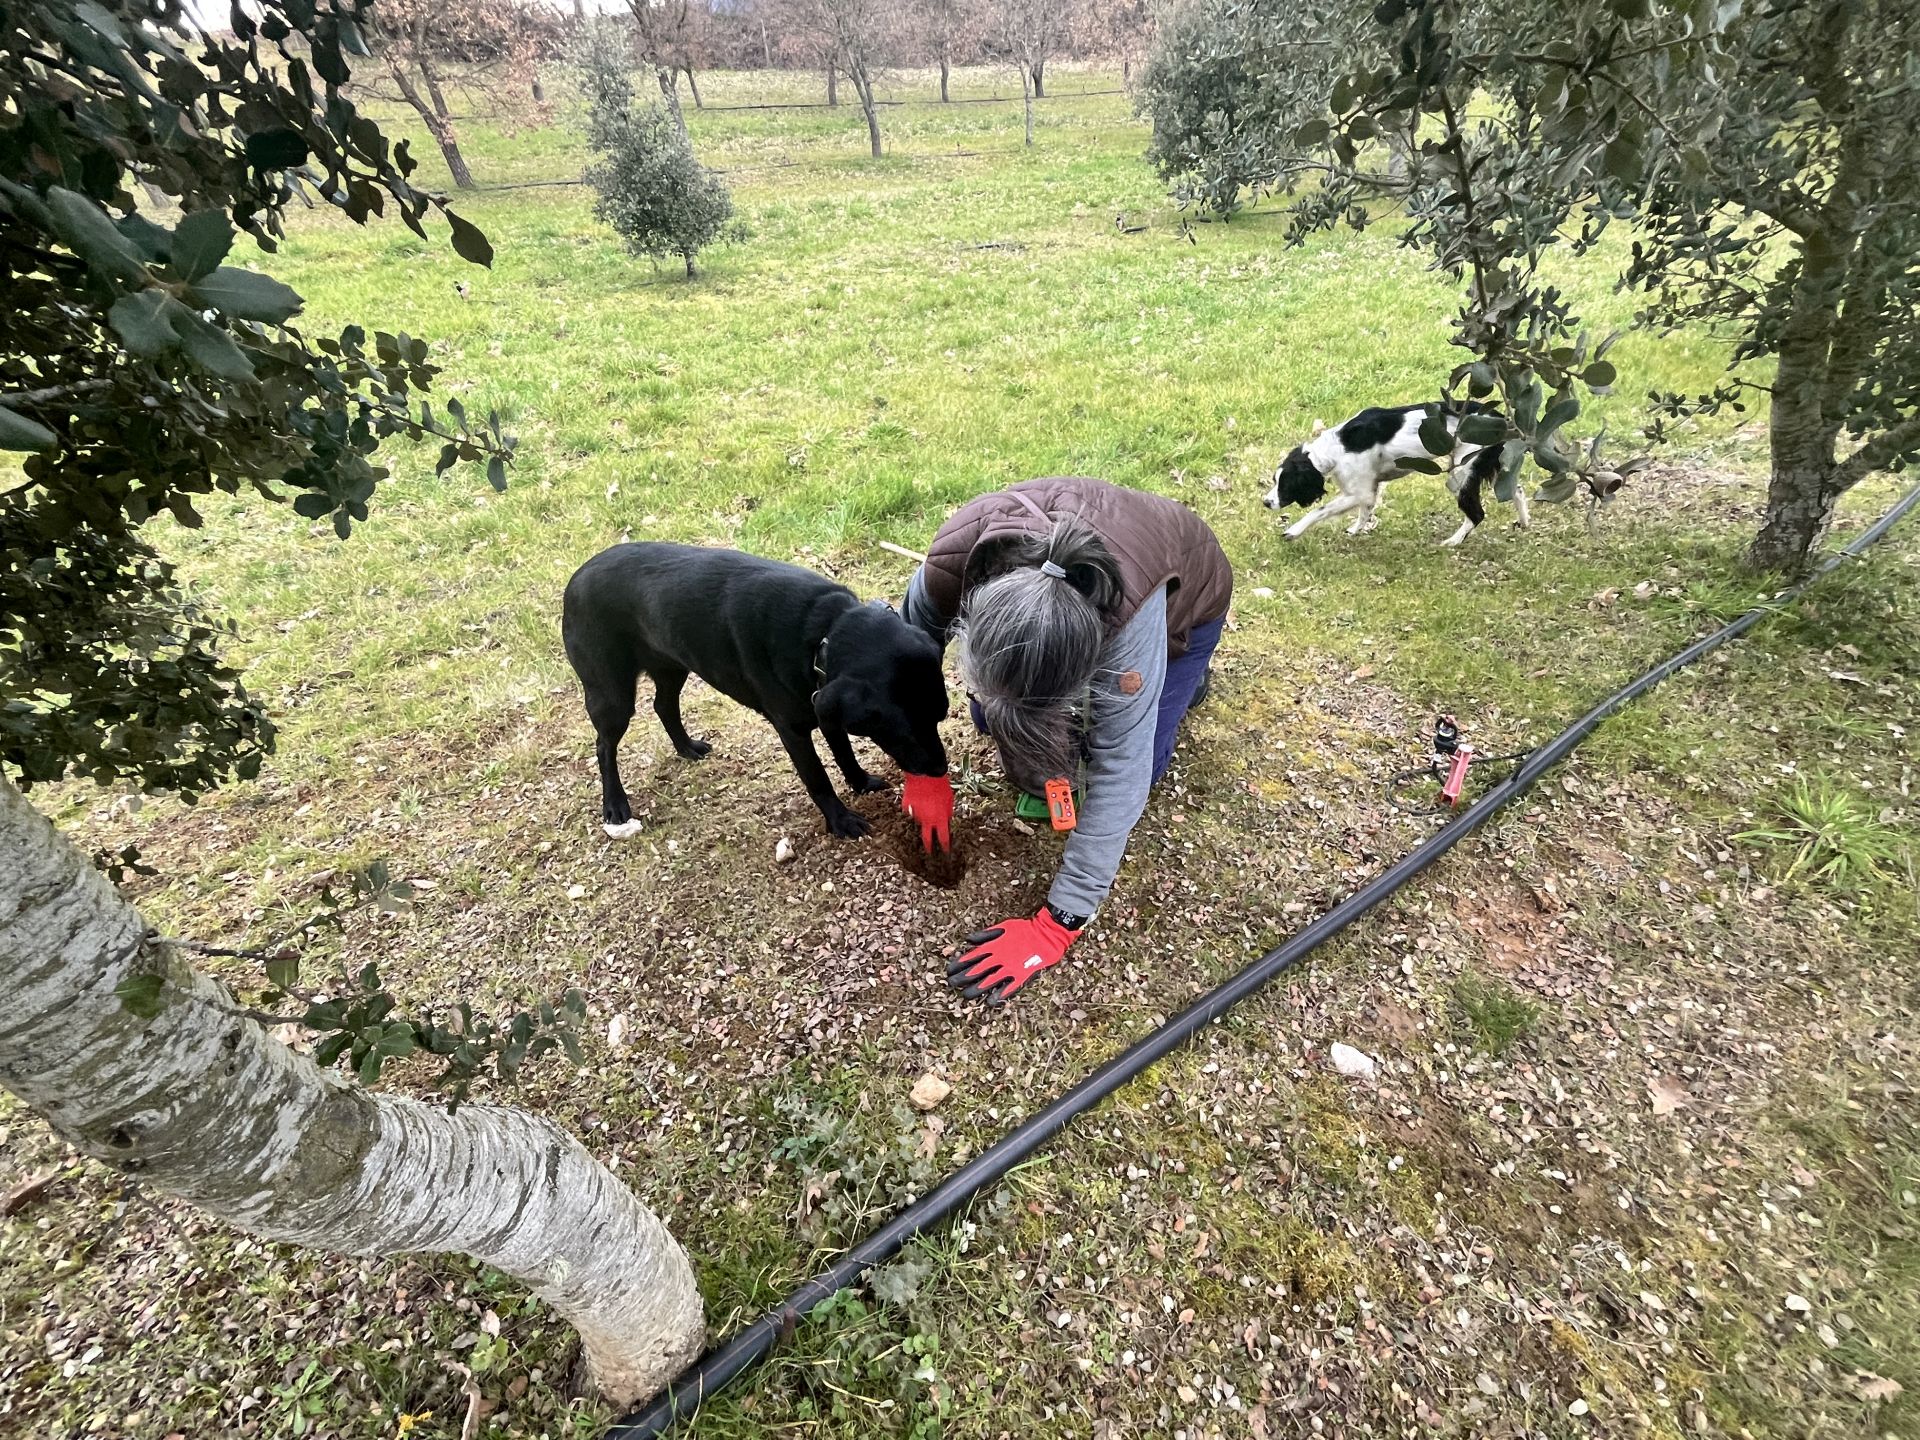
603;818;645;840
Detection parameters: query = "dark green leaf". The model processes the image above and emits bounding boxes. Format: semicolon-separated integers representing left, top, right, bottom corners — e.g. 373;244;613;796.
45;187;148;284
314;1032;353;1066
0;404;57;453
188;266;303;324
1457;414;1506;445
487;455;507;492
1417;414;1454;454
108;290;183;356
444;211;493;268
292;492;335;518
1539;392;1581;439
1583;360;1617;389
265;953;301;991
169;308;256;380
171;210;235;281
244;128;309;170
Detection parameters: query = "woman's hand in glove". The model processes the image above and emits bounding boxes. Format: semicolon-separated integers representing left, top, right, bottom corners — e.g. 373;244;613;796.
947;907;1081;1004
901;772;954;853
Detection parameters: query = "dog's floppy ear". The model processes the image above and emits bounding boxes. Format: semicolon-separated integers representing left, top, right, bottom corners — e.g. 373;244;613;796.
1310;418;1327;437
813;676;852;729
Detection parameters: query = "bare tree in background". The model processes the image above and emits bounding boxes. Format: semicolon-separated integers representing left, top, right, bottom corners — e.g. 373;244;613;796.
907;0;986;102
789;0;893;156
993;0;1068;144
994;0;1069;100
367;0;552;188
625;0;708;133
1079;0;1151;84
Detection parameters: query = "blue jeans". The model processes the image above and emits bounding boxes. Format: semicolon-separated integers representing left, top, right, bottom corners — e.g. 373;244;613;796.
1151;615;1223;781
968;614;1224;787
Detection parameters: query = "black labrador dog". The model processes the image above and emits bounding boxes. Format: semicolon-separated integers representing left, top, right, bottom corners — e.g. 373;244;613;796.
562;542;949;839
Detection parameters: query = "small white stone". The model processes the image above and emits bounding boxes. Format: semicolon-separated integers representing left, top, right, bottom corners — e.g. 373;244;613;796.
608;1014;629;1051
775;837;796;864
1784;1293;1812;1313
566;883;586;901
1569;1398;1590;1417
1329;1042;1379;1080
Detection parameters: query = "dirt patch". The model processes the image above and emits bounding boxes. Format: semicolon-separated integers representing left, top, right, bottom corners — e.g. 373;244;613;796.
852;790;969;889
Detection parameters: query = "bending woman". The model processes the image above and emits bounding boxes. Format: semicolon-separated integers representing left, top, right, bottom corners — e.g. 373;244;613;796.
903;477;1233;1003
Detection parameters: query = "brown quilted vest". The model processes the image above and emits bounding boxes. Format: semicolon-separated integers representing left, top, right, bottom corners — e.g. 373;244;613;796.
920;478;1233;657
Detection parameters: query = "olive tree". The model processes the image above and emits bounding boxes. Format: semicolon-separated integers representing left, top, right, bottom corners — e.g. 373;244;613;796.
0;0;703;1404
1141;0;1919;569
580;19;739;273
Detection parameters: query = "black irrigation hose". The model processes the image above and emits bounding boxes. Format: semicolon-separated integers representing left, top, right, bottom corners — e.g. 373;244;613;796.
611;483;1920;1439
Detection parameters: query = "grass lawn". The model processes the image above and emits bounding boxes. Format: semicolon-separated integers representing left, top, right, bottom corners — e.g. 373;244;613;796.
4;62;1918;1440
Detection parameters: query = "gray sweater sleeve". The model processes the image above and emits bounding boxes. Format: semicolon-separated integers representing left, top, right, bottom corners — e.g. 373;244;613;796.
1047;585;1169;918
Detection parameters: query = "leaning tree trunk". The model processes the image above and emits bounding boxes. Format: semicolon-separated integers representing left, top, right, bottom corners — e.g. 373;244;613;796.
850;64;882;158
0;776;705;1407
939;55;950;102
1020;65;1034;146
1029;59;1045;98
683;66;702;108
390;61;475;189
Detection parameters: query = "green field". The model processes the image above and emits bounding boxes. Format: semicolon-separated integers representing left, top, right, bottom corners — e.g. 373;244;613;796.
3;63;1917;1440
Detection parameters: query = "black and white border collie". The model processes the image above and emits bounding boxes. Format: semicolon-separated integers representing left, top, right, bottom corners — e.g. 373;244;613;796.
1263;403;1530;546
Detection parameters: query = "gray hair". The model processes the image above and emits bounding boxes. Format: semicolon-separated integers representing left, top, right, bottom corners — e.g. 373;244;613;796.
952;515;1122;791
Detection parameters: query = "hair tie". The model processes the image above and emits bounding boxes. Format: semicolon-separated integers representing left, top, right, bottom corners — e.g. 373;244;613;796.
1039;560;1067;579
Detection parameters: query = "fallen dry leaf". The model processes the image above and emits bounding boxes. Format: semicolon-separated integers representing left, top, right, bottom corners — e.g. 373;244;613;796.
1591;587;1621;609
2;1171;56;1218
1853;1372;1902;1402
1348;664;1376;681
915;1115;945;1159
795;1169;841;1220
1647;1075;1688;1116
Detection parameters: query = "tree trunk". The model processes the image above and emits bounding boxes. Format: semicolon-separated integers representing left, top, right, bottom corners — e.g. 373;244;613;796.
684;250;697;277
760;20;771;66
851;66;882;158
826;63;838;106
655;65;687;136
1021;66;1034;146
1748;231;1847;571
0;775;705;1408
1030;60;1045;98
1749;458;1842;571
572;0;584;19
683;66;702;108
1122;55;1131;84
420;54;454;123
940;56;950;102
390;60;475;189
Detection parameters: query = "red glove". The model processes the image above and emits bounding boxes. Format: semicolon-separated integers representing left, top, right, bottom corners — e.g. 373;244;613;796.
901;772;954;854
947;907;1081;1004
